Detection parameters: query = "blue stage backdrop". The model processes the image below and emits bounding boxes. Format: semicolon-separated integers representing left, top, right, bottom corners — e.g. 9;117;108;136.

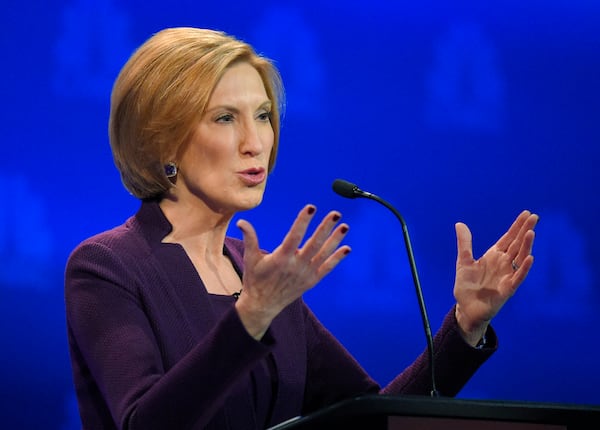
1;1;599;428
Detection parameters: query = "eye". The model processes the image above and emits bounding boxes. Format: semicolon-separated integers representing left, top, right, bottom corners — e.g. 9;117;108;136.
215;113;234;123
257;110;272;122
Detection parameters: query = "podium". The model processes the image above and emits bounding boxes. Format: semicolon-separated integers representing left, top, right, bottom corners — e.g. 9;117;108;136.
267;394;600;430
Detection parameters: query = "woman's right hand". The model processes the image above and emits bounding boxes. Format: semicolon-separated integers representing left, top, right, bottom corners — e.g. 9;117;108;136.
235;204;351;339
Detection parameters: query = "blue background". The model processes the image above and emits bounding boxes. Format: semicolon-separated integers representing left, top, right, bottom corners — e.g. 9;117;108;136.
1;1;599;428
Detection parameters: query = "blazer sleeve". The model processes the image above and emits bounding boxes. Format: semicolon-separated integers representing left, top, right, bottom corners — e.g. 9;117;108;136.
301;303;497;414
382;305;497;396
302;303;380;414
65;239;273;430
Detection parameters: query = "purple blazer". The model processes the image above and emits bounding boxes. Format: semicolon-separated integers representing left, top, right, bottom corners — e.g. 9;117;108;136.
64;201;496;430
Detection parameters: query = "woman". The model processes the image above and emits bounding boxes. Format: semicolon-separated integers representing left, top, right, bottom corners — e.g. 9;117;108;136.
64;27;538;430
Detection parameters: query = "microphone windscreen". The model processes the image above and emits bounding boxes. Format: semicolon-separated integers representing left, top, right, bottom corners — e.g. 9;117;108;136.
332;179;358;198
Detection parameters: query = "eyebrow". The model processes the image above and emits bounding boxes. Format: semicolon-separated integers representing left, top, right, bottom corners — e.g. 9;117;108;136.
205;100;272;114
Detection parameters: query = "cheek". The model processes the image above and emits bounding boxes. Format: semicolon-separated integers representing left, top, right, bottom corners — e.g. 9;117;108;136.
193;140;230;164
261;127;275;151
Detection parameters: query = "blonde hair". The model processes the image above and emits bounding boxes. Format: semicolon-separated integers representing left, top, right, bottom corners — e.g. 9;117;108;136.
109;27;285;199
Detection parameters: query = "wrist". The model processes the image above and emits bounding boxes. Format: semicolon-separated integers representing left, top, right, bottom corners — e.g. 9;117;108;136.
235;297;273;341
455;305;489;347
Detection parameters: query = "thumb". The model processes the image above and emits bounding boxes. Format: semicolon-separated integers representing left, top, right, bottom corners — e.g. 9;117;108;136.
455;222;474;266
237;219;260;263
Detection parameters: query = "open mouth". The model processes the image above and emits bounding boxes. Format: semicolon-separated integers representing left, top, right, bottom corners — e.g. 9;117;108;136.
238;168;266;186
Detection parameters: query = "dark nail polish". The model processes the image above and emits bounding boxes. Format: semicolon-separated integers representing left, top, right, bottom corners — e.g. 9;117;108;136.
340;226;348;234
307;206;316;215
332;214;341;222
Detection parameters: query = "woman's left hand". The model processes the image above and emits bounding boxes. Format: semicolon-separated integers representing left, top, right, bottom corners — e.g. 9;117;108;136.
453;210;539;346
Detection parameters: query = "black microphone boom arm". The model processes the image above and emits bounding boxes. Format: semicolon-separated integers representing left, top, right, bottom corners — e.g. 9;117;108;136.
332;178;439;397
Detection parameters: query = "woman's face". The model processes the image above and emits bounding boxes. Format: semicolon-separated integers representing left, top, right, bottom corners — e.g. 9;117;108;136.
175;62;274;214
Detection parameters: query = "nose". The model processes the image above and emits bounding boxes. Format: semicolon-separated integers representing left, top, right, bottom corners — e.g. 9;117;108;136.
240;119;269;156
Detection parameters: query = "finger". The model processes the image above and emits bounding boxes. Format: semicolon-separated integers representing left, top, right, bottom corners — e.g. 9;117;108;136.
299;211;343;259
236;219;260;265
511;228;537;271
506;213;539;261
278;204;317;255
317;244;352;280
511;253;535;289
455;222;474;266
309;222;350;267
496;210;532;253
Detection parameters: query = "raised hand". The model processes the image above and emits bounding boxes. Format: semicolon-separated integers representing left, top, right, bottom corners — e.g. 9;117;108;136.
453;210;539;346
235;204;351;339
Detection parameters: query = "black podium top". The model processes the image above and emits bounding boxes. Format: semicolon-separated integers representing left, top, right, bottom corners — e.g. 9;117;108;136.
267;394;600;430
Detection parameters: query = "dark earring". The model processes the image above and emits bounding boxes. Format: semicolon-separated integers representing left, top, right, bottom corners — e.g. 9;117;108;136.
164;162;177;178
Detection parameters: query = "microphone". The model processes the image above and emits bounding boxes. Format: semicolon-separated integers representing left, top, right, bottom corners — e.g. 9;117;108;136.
332;178;439;397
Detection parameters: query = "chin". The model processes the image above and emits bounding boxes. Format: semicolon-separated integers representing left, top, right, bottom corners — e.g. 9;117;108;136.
239;194;264;210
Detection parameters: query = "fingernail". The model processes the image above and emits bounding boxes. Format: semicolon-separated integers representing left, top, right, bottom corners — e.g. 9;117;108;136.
343;248;351;255
332;214;341;222
340;226;348;234
307;205;316;215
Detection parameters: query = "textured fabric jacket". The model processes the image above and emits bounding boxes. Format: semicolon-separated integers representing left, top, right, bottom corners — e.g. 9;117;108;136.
64;200;496;430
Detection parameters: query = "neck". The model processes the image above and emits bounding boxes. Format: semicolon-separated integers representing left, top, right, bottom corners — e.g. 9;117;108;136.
159;198;233;251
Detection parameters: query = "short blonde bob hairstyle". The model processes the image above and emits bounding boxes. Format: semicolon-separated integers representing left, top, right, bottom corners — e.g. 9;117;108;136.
109;27;285;199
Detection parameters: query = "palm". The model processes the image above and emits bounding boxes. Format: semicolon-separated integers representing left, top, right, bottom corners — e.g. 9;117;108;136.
453;210;538;336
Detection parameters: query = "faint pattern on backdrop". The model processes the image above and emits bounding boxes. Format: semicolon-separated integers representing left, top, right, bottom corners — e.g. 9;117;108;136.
1;1;598;428
425;20;506;132
53;0;133;102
